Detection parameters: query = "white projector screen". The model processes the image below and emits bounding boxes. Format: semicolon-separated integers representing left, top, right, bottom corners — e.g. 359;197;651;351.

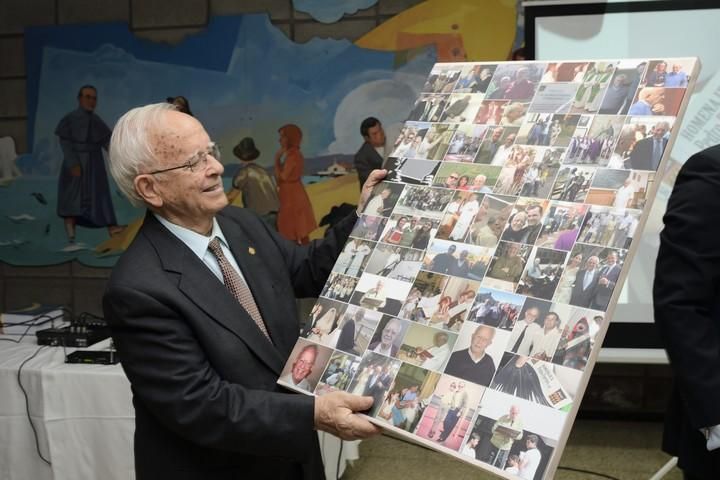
526;1;720;349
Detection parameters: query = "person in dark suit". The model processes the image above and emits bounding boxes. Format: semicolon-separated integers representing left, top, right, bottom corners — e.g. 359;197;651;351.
629;121;669;171
569;256;600;308
590;251;621;310
354;117;387;189
102;103;383;480
654;145;720;480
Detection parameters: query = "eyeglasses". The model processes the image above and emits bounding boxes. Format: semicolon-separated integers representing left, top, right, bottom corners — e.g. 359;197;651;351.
147;142;220;175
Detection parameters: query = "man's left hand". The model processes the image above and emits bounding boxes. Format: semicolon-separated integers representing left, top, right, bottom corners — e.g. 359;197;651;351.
357;169;387;215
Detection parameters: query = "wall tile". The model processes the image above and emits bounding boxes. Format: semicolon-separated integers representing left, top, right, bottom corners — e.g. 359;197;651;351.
58;0;130;24
210;0;290;20
0;79;27;117
294;19;376;43
133;27;206;45
0;0;55;35
0;36;26;78
5;278;73;310
131;0;208;29
0;119;28;153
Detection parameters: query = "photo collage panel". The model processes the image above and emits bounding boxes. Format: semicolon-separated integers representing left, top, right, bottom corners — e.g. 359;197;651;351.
279;57;698;480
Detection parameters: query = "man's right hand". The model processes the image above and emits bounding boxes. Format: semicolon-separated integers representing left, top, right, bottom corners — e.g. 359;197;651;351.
314;391;382;440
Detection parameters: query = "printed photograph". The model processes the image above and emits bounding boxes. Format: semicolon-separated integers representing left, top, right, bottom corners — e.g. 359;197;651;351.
627;85;685;118
586;169;654;210
483;241;532;292
315;351;362;395
277;339;334;394
361;182;405;217
400;271;450;323
578;206;641;249
469;287;527;331
320;272;358;303
515;246;569;302
364;243;424;282
346;352;403;416
413;374;487;451
527;82;579;114
474;126;519;164
365;315;411;358
569;62;617;114
439;93;485;123
422;238;493;281
398;322;459;372
436;191;488;242
422;64;463;94
562;115;626;167
391;121;430;158
330;305;384;356
394;184;455;220
493;146;561;198
453;64;497;94
499;198;550;245
486;64;546;101
384;157;440;186
534;201;590;251
374;363;442;433
380;214;438;250
422;276;482;332
445;323;511;387
549;165;595;203
541;62;591;83
556;244;627;310
302;298;349;344
350;214;389;242
407;93;451;122
350;272;414;316
606;60;648;115
464;194;516;249
415;123;458;161
333;238;376;278
611;116;674;171
552;308;605;371
443;124;488;163
432;163;501;192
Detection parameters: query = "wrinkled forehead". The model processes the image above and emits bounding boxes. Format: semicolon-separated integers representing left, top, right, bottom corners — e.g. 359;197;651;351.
151;112;210;164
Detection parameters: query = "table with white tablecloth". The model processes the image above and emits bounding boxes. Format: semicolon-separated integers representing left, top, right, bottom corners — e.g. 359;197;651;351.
0;340;358;480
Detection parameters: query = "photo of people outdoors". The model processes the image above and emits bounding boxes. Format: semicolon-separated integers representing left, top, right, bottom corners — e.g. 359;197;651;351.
432;162;501;192
443;124;488;163
578;206;641;249
383;157;440;186
391;121;429;158
436;191;488;242
422;238;493;281
393;184;455;220
570;62;617;113
557;244;626;310
374;363;441;433
562;115;625;167
469;287;526;331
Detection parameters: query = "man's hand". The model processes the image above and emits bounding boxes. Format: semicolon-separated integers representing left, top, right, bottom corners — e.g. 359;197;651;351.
314;391;382;441
357;169;388;215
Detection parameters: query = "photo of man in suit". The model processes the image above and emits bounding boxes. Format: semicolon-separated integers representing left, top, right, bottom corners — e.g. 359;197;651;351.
629;121;669;171
590;251;621;310
654;145;720;480
354;116;387;188
570;256;600;308
102;103;383;479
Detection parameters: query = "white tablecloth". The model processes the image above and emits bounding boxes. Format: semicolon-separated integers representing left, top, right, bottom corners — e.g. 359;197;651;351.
0;341;358;480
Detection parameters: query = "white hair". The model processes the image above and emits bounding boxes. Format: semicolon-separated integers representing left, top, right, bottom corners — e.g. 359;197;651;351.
108;102;177;207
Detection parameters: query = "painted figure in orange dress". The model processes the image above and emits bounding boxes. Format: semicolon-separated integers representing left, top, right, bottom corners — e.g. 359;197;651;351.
274;124;317;244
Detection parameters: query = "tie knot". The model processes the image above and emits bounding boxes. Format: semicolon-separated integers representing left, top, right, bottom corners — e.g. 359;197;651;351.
208;237;223;257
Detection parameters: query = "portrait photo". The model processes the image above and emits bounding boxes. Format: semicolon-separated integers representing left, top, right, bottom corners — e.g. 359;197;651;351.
277;339;334;394
469;287;527;331
397;322;459;372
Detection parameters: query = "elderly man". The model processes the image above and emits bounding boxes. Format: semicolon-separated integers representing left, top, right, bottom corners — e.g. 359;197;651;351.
488;405;524;469
368;318;403;356
103;103;382;479
279;344;319;391
570;255;600;308
628;87;665;116
445;325;497;385
629;121;669;171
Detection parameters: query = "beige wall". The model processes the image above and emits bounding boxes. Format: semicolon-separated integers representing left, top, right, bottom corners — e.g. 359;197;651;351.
0;0;422;315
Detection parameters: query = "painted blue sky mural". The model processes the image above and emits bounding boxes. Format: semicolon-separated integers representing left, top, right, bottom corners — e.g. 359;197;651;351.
1;14;435;266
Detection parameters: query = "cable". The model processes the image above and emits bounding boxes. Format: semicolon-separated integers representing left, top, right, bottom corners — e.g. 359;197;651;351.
17;345;52;465
336;439;344;480
558;466;622;480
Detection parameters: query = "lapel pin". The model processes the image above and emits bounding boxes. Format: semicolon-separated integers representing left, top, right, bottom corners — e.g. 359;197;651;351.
248;247;256;255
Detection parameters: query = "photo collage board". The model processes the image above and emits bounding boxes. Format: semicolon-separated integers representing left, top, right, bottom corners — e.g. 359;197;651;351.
279;58;699;480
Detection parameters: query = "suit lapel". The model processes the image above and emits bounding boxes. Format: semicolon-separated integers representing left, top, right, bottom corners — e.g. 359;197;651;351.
143;213;285;375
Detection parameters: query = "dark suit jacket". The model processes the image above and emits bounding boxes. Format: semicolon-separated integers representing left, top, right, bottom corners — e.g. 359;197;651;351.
654;146;720;478
103;207;356;480
354;141;384;189
569;268;599;308
590;263;621;310
629;136;667;171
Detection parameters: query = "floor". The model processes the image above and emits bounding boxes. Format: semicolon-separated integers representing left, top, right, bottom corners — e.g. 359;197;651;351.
341;420;682;480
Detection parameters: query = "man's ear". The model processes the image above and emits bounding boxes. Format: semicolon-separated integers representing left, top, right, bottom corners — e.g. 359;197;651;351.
134;175;163;209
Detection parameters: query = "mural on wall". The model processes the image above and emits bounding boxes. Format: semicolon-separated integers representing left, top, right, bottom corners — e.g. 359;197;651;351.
2;1;522;267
